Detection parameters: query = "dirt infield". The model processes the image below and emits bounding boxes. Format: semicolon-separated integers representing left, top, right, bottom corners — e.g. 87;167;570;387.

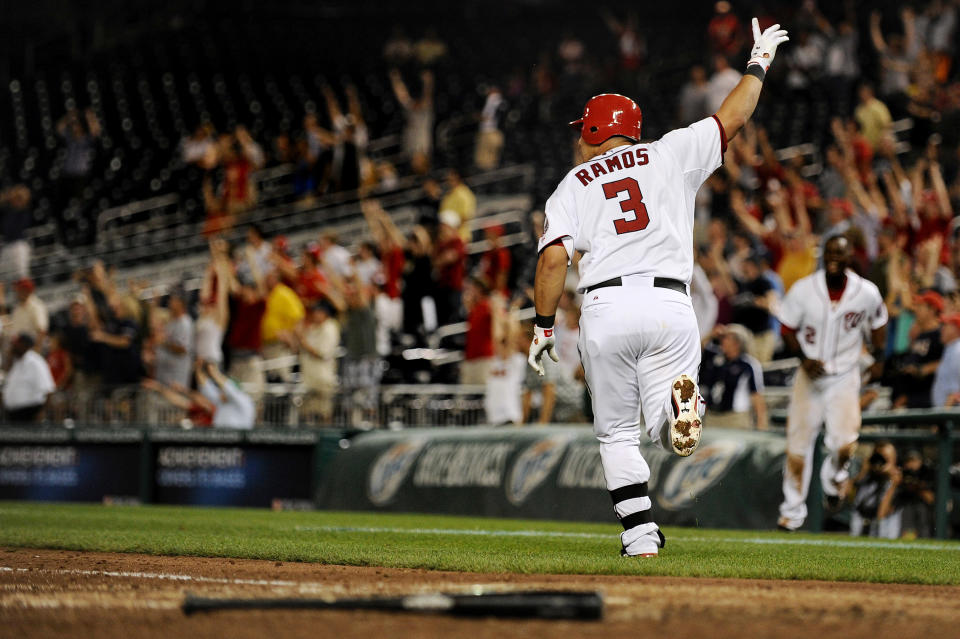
2;548;959;639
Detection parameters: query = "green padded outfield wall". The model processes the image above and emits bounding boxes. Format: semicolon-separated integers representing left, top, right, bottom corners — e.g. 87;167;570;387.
316;426;786;529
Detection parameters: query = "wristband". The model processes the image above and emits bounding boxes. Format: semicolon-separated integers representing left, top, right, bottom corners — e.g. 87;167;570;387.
535;313;555;329
745;64;766;82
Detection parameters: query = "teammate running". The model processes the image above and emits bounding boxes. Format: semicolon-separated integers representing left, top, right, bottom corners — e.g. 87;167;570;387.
529;19;789;557
777;235;887;531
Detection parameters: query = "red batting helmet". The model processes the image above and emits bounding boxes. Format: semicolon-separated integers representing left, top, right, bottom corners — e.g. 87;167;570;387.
568;93;642;145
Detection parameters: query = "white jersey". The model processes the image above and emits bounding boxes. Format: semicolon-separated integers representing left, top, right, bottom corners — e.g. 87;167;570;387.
484;353;527;425
778;269;887;377
538;116;726;292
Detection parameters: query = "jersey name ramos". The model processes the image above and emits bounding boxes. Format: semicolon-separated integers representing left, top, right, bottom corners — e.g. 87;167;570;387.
778;270;887;377
538;116;725;292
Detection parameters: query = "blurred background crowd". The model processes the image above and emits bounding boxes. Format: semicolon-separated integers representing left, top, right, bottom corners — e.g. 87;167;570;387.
0;0;959;534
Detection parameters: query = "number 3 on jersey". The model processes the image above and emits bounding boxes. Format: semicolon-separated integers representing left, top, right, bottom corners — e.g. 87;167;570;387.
602;177;649;234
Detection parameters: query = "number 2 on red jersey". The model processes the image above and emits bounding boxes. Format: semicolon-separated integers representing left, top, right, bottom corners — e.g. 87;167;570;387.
602;177;649;234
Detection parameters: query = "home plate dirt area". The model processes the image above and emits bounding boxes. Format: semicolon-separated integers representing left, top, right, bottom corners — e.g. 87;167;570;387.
1;548;958;639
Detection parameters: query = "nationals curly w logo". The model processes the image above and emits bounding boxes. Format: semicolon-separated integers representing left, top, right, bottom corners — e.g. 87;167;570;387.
843;311;865;331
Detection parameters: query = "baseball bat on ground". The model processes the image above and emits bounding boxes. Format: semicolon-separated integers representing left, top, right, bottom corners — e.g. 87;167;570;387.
183;589;603;620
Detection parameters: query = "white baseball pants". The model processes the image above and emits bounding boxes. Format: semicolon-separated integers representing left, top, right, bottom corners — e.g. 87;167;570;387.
779;366;861;529
578;276;701;552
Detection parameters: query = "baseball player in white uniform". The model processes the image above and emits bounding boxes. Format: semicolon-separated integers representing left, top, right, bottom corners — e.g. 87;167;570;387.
777;235;887;531
529;19;789;557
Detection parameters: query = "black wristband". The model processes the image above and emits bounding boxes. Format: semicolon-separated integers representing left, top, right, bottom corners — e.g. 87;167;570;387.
745;64;766;82
535;313;555;329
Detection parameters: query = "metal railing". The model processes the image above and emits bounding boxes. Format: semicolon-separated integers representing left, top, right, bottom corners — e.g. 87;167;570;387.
6;382;491;430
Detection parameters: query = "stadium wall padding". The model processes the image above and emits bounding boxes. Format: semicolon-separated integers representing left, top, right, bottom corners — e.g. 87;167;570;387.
316;426;787;530
0;427;335;508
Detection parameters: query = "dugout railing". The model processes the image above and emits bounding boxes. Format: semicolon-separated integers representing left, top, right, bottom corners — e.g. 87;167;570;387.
772;409;959;540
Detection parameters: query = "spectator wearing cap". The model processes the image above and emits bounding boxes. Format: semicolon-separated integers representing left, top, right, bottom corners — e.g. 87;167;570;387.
892;290;945;408
154;291;194;388
9;278;48;343
931;312;960;407
2;333;55;424
699;324;767;430
439;169;476;243
478;224;511;297
0;185;33;279
270;236;297;283
433;210;467;325
295;300;341;425
730;253;778;364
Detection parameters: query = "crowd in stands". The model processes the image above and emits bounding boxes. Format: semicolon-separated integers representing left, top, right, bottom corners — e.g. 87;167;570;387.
0;0;958;453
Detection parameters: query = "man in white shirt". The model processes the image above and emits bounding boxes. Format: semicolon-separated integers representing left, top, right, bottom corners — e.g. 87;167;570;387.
9;278;48;342
3;333;55;424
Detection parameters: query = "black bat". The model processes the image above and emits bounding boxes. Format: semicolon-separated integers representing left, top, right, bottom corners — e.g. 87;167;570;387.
183;589;603;620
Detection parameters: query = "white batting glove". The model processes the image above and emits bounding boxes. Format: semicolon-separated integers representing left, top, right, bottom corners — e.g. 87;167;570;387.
527;325;559;376
747;18;789;72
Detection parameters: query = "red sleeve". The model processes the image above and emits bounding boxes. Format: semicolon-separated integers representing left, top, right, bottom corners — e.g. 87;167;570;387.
711;114;728;158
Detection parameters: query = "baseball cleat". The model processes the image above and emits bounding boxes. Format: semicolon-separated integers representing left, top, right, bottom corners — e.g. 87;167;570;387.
777;516;800;532
620;530;666;558
669;374;702;457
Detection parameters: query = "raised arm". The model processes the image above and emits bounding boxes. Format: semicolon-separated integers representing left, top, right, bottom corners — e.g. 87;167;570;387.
345;84;365;126
389;69;412;109
902;7;917;56
930;160;954;218
730;188;769;237
870;11;887;52
715;18;789;141
322;85;344;124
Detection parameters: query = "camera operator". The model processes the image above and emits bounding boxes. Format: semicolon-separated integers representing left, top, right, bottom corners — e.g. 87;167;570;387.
850;441;902;539
898;449;935;539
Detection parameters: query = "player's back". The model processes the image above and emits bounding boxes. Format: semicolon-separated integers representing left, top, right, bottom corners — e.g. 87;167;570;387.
540;116;725;292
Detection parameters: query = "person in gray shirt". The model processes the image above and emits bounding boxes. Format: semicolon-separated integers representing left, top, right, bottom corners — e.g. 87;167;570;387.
154;291;194;388
931;313;960;407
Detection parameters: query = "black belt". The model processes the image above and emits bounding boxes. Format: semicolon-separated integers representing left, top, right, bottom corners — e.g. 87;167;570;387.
585;276;687;296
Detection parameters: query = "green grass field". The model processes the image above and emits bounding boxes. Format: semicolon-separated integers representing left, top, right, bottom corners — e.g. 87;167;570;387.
1;502;958;585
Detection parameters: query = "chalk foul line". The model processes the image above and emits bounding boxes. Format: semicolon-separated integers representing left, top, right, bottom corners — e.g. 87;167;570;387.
293;525;960;552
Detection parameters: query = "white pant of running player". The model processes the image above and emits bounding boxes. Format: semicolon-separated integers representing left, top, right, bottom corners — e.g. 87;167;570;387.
578;275;701;554
779;366;861;530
